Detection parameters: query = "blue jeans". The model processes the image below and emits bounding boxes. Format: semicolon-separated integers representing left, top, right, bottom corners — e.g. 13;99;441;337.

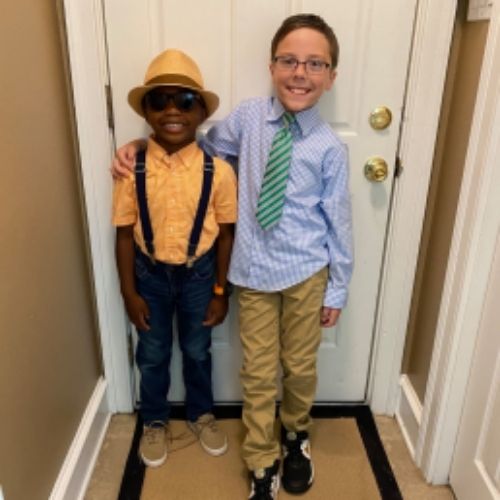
134;247;215;424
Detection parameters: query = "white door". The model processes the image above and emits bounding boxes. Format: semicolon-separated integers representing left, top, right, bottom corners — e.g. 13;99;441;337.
104;0;416;402
449;230;500;500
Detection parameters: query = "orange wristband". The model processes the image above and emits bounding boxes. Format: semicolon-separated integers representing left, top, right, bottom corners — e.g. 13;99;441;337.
213;284;225;296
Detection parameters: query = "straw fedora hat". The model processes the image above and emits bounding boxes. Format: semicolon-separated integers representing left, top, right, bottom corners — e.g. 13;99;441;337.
128;49;219;118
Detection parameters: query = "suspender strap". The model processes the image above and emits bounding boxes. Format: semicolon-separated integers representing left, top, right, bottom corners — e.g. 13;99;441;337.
134;148;215;267
187;151;214;267
134;149;155;261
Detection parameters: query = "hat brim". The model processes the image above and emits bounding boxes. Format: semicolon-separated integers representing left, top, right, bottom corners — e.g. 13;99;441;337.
128;81;219;118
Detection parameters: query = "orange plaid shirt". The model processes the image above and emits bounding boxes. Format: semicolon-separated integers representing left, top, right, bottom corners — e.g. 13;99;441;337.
113;138;237;264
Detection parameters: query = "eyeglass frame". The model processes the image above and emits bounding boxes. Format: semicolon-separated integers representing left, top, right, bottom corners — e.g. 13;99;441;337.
272;55;332;74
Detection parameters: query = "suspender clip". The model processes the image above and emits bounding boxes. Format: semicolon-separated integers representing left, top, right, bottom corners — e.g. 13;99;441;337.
136;161;146;174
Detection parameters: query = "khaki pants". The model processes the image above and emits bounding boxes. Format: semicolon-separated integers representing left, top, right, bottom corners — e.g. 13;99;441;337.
238;267;328;470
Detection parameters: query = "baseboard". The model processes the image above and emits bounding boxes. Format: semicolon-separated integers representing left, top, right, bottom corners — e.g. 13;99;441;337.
395;374;423;459
49;377;111;500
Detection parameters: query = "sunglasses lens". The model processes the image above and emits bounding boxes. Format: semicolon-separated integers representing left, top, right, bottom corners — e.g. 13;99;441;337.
174;92;197;111
145;90;201;112
146;92;169;112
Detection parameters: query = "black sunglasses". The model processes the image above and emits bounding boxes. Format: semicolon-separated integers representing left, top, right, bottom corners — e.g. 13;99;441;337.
143;90;204;113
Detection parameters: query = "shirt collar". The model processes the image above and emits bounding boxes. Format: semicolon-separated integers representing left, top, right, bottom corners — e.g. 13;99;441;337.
147;137;199;168
267;97;322;136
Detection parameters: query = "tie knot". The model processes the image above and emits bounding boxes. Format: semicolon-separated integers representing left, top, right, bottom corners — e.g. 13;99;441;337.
282;112;294;128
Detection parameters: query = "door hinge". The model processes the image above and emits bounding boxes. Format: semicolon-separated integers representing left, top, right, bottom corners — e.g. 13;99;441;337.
395;156;404;178
105;84;115;130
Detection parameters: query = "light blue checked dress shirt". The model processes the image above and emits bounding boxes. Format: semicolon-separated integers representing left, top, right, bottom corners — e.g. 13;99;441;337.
201;97;353;308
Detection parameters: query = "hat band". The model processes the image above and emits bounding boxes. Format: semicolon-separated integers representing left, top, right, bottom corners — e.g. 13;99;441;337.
145;74;203;91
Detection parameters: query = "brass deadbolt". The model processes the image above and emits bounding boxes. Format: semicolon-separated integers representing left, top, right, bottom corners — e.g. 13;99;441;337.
369;106;392;130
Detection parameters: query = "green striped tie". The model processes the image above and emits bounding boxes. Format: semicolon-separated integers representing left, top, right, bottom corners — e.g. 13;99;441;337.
256;112;294;229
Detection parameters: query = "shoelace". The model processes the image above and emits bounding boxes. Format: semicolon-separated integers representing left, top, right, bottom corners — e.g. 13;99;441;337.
195;414;219;434
143;421;197;452
143;429;160;445
252;475;276;499
285;438;309;465
168;429;197;452
143;421;166;445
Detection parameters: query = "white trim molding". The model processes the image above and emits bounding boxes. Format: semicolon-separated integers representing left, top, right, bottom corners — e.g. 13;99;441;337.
49;378;110;500
395;375;423;459
369;0;457;415
417;2;500;484
62;0;134;412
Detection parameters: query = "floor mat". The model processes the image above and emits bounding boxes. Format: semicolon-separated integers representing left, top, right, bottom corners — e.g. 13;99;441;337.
118;406;402;500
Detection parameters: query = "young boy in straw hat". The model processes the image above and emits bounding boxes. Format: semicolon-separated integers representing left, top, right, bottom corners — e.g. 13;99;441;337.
113;48;237;467
113;13;353;498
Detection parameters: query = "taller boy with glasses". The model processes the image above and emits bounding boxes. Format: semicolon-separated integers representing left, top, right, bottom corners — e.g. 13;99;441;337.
112;49;237;468
113;14;353;499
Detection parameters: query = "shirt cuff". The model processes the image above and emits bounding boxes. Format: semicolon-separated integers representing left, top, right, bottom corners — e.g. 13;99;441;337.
323;284;348;309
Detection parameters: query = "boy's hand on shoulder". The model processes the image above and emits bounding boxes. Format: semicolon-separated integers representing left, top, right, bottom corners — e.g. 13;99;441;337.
321;307;341;328
202;296;229;327
123;292;151;331
111;139;146;179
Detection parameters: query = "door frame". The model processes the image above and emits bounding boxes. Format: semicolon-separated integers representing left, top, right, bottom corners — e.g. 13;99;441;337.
415;1;500;484
62;0;134;412
367;0;457;415
62;0;457;459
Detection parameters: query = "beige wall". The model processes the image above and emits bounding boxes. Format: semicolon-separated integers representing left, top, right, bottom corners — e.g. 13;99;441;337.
403;5;489;400
0;2;101;499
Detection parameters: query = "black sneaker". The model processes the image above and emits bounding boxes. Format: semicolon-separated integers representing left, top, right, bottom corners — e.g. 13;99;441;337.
281;427;314;494
249;459;280;500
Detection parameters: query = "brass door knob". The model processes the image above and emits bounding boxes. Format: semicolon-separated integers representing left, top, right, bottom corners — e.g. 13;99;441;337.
369;106;392;130
364;157;389;182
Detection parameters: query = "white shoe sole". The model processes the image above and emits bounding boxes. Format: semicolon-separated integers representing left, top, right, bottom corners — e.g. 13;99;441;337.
200;437;228;456
139;450;167;467
187;419;228;456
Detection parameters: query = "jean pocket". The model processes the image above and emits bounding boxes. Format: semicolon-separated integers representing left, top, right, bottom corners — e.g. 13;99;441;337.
190;252;215;281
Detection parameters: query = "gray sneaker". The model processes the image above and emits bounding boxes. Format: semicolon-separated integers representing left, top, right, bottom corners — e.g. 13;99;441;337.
187;413;228;456
139;421;168;467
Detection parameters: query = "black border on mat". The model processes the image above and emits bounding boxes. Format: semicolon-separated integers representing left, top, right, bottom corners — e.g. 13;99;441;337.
117;412;145;500
311;406;403;499
117;405;403;500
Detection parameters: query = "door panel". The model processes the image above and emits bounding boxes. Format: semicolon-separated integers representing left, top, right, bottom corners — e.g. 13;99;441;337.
450;231;500;499
104;0;416;401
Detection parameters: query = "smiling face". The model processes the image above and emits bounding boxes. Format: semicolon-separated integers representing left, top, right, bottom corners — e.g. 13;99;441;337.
270;28;336;113
143;86;207;155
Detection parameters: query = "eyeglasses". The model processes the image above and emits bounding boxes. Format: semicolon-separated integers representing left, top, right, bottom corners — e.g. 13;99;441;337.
273;56;331;74
143;90;204;112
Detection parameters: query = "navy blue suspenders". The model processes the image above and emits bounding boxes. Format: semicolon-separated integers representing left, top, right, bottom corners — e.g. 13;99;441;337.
135;150;154;257
134;148;215;267
188;152;214;265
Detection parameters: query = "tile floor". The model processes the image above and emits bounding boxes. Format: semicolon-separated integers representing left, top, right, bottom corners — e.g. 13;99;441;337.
85;414;455;499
